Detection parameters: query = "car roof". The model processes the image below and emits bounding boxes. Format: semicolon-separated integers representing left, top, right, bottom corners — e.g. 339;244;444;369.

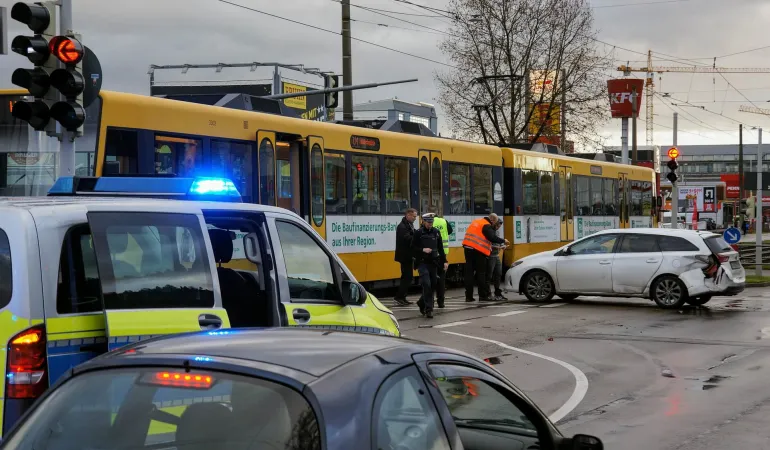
591;227;719;239
98;328;433;377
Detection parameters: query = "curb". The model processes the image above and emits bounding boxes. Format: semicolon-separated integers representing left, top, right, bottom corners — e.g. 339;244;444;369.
747;281;770;288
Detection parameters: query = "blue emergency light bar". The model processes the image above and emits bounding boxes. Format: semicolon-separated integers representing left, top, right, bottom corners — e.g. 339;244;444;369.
48;176;242;202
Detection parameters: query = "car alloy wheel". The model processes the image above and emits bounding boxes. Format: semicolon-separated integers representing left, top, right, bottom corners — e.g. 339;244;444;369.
652;276;687;309
525;271;554;302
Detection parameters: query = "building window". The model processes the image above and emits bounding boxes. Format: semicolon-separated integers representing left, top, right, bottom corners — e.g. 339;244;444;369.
351;154;380;214
385;157;410;214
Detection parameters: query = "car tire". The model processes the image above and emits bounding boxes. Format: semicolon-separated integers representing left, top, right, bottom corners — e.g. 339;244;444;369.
686;295;712;306
523;270;555;302
651;276;688;309
557;294;579;301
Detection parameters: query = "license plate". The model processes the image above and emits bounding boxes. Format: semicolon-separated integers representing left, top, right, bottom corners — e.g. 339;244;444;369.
730;261;741;270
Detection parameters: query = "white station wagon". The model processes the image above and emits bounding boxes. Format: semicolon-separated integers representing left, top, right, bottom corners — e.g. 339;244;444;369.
505;229;745;309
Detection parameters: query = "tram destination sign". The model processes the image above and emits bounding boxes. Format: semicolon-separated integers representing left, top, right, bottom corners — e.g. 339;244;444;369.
350;135;380;151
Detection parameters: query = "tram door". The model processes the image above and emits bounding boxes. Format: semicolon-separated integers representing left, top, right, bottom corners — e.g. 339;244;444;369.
618;173;630;228
418;150;443;215
559;166;573;241
307;136;326;239
256;130;277;207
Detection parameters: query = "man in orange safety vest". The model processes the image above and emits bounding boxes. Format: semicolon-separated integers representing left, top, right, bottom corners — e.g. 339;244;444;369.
462;213;509;302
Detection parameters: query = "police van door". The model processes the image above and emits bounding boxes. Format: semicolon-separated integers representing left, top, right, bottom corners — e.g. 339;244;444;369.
85;204;230;351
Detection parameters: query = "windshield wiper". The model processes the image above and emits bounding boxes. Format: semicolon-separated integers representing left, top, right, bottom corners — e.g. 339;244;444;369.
453;417;535;430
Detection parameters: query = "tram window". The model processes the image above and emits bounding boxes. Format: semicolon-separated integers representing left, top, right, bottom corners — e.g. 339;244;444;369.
211;140;253;202
325;153;347;215
154;135;202;177
419;156;430;213
473;166;493;215
449;164;471;214
575;176;590;216
431;157;442;214
631;181;643;216
541;172;555;215
642;181;653;215
311;144;324;226
385;157;410;214
589;177;603;216
351;154;380;214
604;178;617;216
259;138;276;206
522;170;539;215
104;128;138;174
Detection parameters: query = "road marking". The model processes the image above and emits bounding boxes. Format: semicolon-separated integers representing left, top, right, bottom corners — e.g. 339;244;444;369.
492;310;527;317
540;303;567;308
442;331;589;424
433;321;472;329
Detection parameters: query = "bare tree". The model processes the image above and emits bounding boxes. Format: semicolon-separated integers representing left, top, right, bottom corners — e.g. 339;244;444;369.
435;0;612;151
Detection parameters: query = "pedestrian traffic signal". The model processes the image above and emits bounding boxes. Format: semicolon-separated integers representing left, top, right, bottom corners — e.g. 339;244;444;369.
324;74;339;109
10;1;57;132
666;157;678;183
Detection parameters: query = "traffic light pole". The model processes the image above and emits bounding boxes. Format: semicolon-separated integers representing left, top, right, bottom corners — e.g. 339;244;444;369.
671;113;678;227
757;127;763;277
57;0;75;177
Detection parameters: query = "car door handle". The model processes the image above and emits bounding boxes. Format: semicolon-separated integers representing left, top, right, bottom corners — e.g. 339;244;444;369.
599;260;612;265
646;259;660;263
293;309;311;324
198;314;223;330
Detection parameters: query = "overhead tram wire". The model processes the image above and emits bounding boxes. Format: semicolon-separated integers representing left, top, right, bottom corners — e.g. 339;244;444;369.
330;0;446;17
655;92;736;136
351;18;446;35
217;0;458;68
591;0;694;8
345;2;450;35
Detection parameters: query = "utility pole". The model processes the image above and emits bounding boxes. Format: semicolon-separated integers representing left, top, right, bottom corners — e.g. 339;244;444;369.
631;87;638;165
341;0;353;121
671;113;678;227
57;0;75;177
738;124;743;230
757;127;763;277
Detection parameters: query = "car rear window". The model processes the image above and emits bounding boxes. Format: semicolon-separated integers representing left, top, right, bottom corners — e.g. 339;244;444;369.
3;368;321;450
0;228;10;309
704;236;733;253
657;235;700;252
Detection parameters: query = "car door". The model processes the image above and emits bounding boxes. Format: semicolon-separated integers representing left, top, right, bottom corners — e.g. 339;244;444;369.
413;353;563;450
85;203;229;351
612;234;663;294
267;215;356;327
556;233;619;293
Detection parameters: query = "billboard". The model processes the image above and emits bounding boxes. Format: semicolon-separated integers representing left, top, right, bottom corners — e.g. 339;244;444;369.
282;82;308;110
527;103;561;135
529;70;559;102
607;79;644;118
721;174;740;198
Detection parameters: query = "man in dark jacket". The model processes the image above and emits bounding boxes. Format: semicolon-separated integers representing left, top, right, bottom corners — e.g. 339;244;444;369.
412;213;447;318
394;208;418;306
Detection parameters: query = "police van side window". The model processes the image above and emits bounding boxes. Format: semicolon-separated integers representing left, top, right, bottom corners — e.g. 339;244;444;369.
57;226;102;314
88;213;215;310
0;228;11;309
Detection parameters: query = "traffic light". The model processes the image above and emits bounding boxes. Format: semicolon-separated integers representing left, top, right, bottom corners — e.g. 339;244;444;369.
48;35;86;131
324;74;339;109
666;146;679;183
10;1;57;132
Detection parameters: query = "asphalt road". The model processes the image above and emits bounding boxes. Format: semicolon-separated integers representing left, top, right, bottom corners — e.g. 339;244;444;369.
382;287;770;449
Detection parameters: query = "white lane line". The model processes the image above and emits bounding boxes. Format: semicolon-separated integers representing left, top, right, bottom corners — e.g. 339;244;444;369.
540;303;567;308
492;310;528;317
442;331;589;424
433;321;472;329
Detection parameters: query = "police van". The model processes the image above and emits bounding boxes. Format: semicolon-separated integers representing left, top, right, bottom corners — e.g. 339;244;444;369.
0;176;400;435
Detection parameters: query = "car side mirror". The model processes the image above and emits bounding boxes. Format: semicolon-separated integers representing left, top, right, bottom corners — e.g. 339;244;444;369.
570;434;603;450
342;280;367;305
243;232;261;265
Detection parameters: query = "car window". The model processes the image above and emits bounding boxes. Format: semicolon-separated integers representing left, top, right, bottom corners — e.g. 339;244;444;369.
275;220;341;303
0;227;11;309
373;366;451;450
569;234;618;255
87;212;215;309
657;235;700;252
3;367;321;450
57;225;102;314
704;236;732;253
429;364;538;439
618;234;661;253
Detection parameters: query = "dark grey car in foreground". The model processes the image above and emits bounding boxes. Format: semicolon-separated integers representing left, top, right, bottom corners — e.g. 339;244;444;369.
0;328;603;450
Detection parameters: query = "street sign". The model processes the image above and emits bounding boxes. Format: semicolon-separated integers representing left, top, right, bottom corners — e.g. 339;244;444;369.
703;186;716;212
723;227;741;244
667;147;679;159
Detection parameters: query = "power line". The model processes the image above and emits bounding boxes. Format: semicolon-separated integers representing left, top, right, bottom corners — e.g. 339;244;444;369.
346;2;450;35
351;18;446;35
330;0;446;17
592;0;692;9
390;0;455;19
217;0;457;68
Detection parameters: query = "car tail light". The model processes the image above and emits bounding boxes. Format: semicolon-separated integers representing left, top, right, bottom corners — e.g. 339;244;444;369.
6;325;48;399
717;254;730;263
142;371;214;389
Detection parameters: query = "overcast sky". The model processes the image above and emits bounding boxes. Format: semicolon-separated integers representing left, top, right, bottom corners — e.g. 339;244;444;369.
3;0;769;150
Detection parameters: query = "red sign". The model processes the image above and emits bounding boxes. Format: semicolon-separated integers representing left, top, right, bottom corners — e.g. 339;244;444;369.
607;79;644;118
721;174;740;199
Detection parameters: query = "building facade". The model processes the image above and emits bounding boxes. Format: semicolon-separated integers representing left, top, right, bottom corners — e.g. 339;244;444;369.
342;99;438;135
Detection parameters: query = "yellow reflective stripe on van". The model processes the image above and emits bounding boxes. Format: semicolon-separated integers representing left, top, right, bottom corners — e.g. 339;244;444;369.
104;309;231;338
0;311;43;436
46;315;106;341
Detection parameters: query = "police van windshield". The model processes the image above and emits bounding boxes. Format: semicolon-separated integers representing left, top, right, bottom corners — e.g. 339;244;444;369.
88;212;215;309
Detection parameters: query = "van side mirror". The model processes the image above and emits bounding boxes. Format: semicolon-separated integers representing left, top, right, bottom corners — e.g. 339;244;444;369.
569;434;603;450
342;280;367;305
243;233;262;265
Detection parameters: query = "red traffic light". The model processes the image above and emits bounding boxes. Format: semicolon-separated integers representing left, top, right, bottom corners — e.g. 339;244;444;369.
49;36;84;64
667;147;680;159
